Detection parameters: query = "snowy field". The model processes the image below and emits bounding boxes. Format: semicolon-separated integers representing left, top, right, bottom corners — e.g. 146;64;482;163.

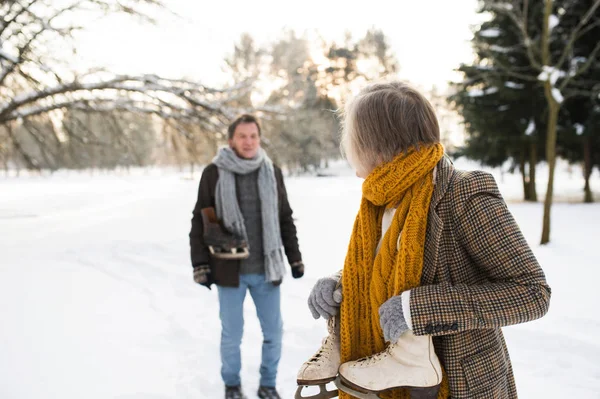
1;159;599;399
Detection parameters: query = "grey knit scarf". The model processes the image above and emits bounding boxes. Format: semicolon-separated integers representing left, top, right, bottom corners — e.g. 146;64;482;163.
213;147;286;282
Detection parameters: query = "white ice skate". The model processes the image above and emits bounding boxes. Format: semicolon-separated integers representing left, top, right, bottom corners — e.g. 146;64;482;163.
295;317;340;399
336;331;442;399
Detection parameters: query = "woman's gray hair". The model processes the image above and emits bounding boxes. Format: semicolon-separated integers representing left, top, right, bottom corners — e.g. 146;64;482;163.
340;81;440;175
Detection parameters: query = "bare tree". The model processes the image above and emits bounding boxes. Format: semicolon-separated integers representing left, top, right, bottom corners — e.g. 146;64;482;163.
0;0;245;169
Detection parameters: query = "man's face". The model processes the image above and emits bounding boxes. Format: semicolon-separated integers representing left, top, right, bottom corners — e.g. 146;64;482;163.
229;122;261;159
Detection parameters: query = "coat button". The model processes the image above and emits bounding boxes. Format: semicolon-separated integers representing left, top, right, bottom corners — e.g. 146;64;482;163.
451;322;459;331
434;324;442;333
425;324;434;334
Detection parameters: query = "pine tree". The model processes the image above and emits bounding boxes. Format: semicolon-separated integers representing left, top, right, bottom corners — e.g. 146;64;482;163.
452;0;600;243
450;3;546;201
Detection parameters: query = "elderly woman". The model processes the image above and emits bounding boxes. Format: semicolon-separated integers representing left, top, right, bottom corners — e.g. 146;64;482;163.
296;81;551;399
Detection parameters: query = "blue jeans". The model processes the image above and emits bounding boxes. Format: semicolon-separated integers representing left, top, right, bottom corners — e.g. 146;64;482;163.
217;273;282;387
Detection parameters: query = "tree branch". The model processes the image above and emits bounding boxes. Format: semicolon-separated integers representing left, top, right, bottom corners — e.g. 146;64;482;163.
5;122;40;169
556;0;600;70
0;0;40;38
0;1;87;87
486;0;543;69
560;39;600;90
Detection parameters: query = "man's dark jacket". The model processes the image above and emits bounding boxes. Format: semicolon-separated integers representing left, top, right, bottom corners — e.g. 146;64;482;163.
189;163;302;287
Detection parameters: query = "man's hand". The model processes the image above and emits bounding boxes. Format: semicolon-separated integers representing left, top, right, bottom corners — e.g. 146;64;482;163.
193;265;212;289
291;261;305;279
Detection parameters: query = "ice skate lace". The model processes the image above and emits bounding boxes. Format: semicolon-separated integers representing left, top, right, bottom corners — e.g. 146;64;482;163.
307;335;335;365
354;345;393;366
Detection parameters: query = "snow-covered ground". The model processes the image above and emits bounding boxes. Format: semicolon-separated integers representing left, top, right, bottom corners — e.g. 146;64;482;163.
1;159;599;399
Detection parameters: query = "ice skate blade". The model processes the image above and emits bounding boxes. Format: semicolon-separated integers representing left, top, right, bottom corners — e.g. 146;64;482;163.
408;385;441;399
208;246;250;260
334;376;441;399
334;376;380;399
295;382;338;399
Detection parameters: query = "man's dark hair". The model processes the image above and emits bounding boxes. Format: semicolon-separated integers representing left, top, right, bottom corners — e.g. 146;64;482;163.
227;114;262;139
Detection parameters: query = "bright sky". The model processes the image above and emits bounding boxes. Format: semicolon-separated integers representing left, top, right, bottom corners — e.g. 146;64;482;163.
75;0;484;91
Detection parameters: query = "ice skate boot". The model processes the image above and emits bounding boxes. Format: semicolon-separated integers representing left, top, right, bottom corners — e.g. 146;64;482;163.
295;316;340;399
336;331;442;399
201;207;249;260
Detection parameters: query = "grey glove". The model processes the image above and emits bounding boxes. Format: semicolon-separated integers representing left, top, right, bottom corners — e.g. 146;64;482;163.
308;273;343;320
378;295;408;344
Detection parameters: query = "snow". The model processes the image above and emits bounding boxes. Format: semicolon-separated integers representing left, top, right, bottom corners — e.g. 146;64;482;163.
1;159;599;399
552;87;565;104
549;15;560;31
0;49;18;64
525;118;536;136
570;57;588;77
505;81;525;89
479;28;501;38
575;123;585;135
489;44;510;53
538;65;566;85
467;86;499;97
492;3;514;11
498;105;510;111
536;67;566;104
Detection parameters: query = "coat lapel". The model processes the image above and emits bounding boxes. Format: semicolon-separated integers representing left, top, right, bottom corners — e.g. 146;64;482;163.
422;156;454;285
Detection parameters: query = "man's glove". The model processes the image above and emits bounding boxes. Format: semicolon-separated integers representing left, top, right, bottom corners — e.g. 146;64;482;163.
193;264;212;289
291;261;305;279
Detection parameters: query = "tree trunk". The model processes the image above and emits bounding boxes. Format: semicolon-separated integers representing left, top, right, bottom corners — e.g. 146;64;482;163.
6;125;39;171
519;151;531;201
528;140;538;202
583;135;593;203
541;0;557;245
541;86;559;245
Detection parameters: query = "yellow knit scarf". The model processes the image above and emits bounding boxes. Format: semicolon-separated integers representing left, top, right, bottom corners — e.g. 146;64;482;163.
340;143;449;399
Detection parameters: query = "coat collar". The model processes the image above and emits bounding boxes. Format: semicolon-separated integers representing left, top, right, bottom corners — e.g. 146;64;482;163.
422;155;455;284
431;154;455;210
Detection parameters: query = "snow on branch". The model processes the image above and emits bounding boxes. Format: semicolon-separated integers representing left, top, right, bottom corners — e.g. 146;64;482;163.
537;65;566;85
525;118;535;136
467;86;499;97
551;87;564;104
0;49;19;64
505;81;525;89
479;28;501;38
488;3;514;12
549;14;560;31
0;73;243;125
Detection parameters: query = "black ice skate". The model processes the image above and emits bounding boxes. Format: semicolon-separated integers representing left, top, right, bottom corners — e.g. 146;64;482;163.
201;207;249;260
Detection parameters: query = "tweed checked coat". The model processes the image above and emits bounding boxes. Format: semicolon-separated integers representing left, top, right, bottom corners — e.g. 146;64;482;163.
410;156;551;398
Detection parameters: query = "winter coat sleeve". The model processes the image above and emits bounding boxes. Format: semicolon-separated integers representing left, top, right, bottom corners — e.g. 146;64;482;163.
274;166;302;265
409;171;551;336
189;164;218;268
